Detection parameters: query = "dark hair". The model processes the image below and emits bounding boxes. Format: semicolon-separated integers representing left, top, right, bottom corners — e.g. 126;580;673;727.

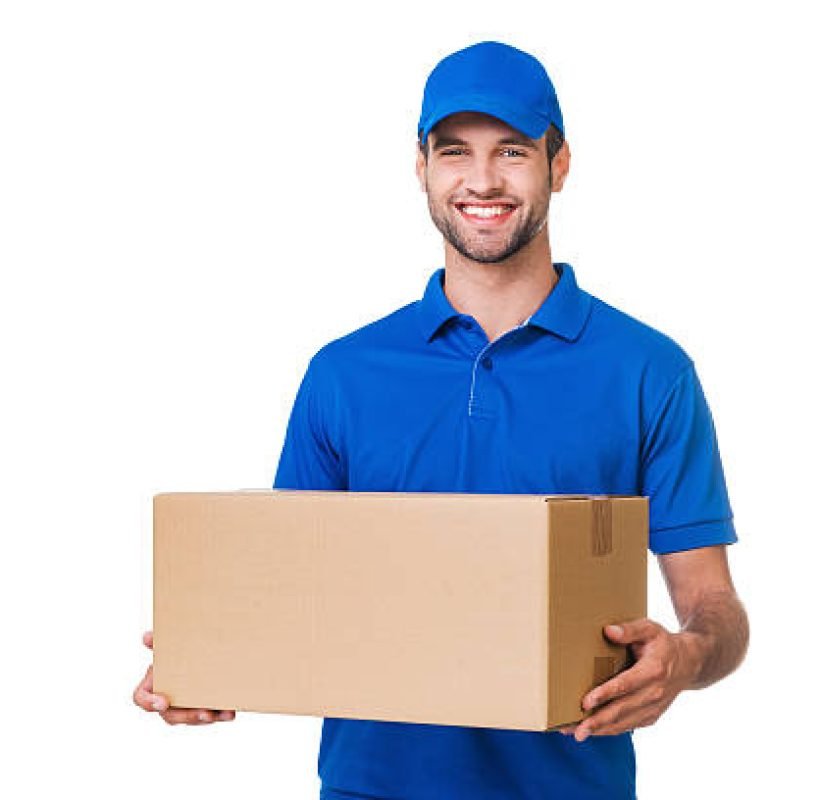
418;122;565;164
545;124;565;162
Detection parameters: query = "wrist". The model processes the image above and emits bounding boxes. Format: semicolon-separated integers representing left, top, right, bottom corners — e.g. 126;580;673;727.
675;629;711;690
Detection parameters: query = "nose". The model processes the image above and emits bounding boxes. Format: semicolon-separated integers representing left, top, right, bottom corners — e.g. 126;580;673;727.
463;154;503;197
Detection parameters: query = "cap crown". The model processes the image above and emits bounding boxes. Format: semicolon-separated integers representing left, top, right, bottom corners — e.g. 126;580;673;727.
418;41;563;145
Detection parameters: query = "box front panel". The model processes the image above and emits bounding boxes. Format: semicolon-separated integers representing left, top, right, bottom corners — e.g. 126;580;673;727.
153;491;553;730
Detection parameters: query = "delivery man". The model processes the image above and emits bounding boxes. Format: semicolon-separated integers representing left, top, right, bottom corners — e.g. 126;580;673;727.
134;41;749;800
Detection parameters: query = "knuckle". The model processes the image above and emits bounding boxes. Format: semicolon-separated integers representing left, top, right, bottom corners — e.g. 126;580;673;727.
648;661;665;681
134;689;151;711
587;712;608;732
160;710;178;725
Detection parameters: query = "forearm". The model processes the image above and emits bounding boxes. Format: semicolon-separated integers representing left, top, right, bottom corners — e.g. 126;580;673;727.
677;590;750;690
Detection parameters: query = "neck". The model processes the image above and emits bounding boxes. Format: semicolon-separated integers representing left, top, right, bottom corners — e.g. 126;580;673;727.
442;229;558;343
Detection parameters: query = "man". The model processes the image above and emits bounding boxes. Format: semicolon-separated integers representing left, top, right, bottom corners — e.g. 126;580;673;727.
134;41;749;799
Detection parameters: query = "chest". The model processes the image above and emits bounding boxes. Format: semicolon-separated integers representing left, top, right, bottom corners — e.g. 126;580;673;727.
341;348;641;495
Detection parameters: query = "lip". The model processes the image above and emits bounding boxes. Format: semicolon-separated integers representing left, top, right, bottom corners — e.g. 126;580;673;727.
454;202;518;226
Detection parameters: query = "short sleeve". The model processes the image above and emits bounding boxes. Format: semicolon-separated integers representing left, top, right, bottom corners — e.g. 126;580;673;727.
273;355;347;491
640;362;737;554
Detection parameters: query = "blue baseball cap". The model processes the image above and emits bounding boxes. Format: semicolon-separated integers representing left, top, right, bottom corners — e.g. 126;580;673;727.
417;41;564;147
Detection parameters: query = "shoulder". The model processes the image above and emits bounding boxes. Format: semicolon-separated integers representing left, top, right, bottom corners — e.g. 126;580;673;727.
307;300;420;376
586;292;694;381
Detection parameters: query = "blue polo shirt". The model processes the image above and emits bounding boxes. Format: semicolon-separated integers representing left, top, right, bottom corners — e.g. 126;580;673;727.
273;262;737;800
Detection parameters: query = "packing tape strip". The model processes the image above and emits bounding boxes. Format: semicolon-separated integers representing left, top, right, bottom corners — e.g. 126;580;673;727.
593;656;617;686
591;497;613;557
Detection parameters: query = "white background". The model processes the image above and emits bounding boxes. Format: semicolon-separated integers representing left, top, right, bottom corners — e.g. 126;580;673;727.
2;1;817;797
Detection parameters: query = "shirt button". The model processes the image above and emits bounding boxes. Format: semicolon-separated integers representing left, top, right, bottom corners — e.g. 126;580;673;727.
481;356;493;370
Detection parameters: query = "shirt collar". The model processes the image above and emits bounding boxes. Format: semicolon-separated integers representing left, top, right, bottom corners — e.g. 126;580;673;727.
417;262;592;343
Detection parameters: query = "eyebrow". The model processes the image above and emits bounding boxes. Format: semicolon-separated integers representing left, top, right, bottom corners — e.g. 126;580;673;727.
431;135;538;152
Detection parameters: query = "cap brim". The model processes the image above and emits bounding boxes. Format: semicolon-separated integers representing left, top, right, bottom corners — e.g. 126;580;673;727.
418;93;553;145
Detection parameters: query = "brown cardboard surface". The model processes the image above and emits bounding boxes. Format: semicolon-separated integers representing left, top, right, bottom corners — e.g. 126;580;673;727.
153;490;647;731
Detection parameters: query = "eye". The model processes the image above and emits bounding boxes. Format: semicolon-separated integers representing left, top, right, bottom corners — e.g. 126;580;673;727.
501;148;526;158
440;148;466;156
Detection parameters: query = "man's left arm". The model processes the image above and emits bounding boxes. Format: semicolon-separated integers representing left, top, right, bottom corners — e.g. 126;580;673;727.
562;544;749;742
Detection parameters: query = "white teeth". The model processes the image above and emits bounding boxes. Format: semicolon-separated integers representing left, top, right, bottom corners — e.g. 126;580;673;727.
459;205;513;218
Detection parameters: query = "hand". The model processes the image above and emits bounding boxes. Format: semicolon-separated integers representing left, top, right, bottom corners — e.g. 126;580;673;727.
556;619;701;743
132;631;236;725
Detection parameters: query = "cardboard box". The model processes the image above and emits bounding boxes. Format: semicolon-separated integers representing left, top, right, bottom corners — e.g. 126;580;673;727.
153;490;647;731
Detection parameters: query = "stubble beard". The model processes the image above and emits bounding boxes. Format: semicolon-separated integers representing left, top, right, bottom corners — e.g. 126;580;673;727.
425;182;551;265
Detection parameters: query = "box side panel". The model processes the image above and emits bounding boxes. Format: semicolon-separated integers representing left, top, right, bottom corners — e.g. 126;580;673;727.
545;497;648;728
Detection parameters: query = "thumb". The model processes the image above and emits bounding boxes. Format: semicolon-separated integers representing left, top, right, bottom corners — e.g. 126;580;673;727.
604;618;658;644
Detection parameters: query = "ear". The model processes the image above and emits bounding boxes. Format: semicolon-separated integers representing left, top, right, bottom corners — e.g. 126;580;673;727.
415;142;428;193
550;140;571;193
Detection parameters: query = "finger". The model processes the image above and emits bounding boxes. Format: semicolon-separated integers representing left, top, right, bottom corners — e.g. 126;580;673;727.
159;708;235;725
133;684;169;712
582;657;662;711
604;618;662;646
134;688;169;712
576;708;653;740
575;686;667;741
133;665;170;712
581;719;642;738
160;708;218;726
143;631;153;650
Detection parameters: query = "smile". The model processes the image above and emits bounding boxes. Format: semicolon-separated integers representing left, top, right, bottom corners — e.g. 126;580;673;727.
455;203;517;224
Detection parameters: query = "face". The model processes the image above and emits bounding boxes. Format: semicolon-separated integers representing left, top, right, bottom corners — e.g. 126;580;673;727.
416;111;568;264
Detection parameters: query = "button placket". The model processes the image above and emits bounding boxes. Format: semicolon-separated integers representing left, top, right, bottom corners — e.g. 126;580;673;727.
467;321;528;418
468;339;494;417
